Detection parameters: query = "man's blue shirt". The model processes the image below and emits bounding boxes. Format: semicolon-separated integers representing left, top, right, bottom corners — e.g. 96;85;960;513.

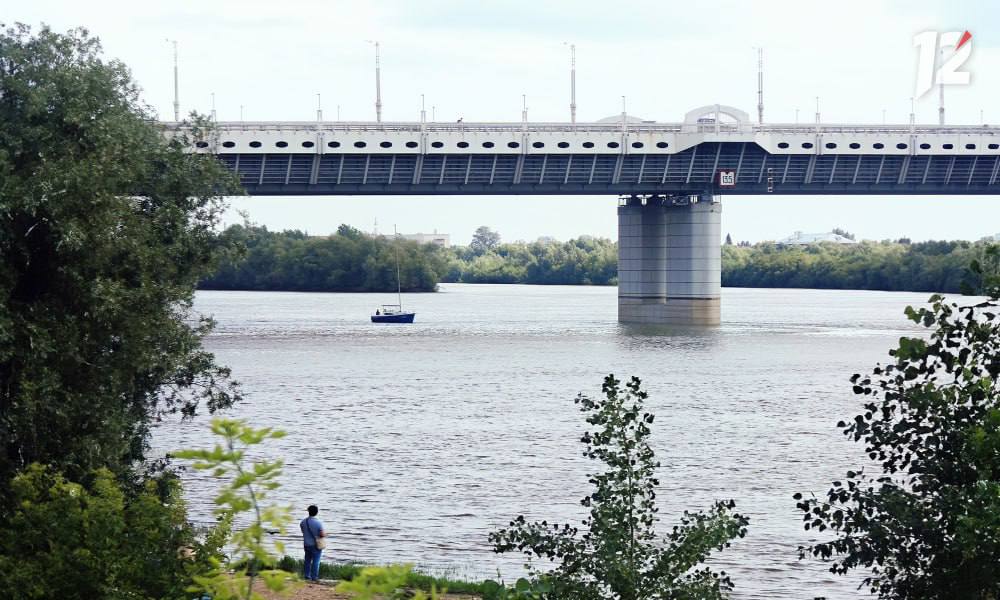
300;516;324;547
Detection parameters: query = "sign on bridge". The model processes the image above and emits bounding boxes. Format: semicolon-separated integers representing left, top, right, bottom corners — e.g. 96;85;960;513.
718;170;736;187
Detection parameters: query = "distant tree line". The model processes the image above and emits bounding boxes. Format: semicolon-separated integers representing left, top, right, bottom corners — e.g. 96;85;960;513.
443;226;618;285
200;224;998;294
200;224;449;292
721;240;993;293
199;225;618;291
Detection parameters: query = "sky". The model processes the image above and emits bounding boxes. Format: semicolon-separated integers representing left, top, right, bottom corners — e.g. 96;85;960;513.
8;0;1000;245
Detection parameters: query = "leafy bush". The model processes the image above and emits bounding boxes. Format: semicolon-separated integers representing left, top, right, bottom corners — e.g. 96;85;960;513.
0;465;223;599
334;564;450;600
795;285;1000;598
491;375;748;600
481;577;553;599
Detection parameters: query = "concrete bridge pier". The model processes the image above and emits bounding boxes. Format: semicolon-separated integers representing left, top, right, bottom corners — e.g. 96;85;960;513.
617;194;721;325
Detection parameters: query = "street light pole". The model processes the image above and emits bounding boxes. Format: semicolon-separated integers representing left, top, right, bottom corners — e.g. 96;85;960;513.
166;39;179;121
565;43;576;124
366;40;383;122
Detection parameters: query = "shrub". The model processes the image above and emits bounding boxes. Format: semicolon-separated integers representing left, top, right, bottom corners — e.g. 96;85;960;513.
491;375;748;600
0;465;222;599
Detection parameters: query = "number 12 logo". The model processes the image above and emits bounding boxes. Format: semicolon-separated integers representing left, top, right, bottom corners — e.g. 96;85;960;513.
914;31;972;98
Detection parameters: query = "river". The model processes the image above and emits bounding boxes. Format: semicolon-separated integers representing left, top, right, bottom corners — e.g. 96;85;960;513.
152;284;933;598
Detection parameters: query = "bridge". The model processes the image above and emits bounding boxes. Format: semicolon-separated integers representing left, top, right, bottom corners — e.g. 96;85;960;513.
179;104;1000;325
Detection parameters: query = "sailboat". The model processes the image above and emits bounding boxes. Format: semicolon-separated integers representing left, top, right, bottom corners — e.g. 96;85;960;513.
371;226;416;323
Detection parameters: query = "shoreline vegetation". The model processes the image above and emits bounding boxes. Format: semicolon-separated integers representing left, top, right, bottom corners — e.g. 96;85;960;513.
265;558;489;596
200;224;997;295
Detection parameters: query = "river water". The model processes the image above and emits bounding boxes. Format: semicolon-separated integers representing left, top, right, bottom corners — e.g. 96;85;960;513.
153;284;933;598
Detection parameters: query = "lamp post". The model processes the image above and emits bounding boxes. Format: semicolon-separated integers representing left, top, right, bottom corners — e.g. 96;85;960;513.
166;39;179;121
366;40;383;122
564;42;576;123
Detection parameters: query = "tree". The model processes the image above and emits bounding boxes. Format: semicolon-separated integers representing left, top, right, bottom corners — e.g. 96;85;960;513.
471;225;501;254
0;23;241;496
794;282;1000;599
832;227;856;240
175;418;293;600
491;375;748;600
724;233;733;246
962;244;1000;297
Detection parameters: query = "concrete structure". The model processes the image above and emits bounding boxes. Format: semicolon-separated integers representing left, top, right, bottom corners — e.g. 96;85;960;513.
777;231;857;245
398;232;450;247
177;104;1000;197
170;103;1000;326
618;194;721;325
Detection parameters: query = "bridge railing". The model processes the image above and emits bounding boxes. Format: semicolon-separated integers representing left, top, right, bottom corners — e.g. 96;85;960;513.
164;120;1000;138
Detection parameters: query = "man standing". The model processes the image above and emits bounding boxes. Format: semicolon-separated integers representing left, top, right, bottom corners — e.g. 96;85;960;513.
300;505;326;582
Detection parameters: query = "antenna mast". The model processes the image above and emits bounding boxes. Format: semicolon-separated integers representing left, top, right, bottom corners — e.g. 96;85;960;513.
394;225;402;307
756;47;764;124
167;39;179;121
570;43;577;123
374;41;383;122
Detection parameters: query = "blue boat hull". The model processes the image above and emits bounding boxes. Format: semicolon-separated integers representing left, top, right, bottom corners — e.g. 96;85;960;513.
371;312;415;323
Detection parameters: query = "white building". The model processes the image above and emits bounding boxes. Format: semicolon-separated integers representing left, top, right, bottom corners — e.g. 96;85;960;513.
398;232;451;247
777;231;857;245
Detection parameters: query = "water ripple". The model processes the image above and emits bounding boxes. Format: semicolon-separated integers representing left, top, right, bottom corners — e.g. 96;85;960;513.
152;284;931;598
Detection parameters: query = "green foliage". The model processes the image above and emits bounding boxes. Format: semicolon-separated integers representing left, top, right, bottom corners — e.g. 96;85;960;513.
269;557;490;594
334;564;445;600
795;288;1000;599
831;227;856;241
0;464;224;600
0;23;241;497
490;375;748;600
201;224;448;292
471;225;502;254
962;243;1000;297
722;239;997;293
482;577;553;599
201;226;619;290
174;418;294;600
448;236;618;285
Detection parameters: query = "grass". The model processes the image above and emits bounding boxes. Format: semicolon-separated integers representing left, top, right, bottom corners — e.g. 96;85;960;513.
272;556;491;595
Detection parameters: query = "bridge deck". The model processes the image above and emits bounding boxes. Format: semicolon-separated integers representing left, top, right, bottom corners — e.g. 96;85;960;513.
215;142;1000;195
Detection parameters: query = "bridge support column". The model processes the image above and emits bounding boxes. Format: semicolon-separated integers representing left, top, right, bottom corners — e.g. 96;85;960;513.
618;194;721;325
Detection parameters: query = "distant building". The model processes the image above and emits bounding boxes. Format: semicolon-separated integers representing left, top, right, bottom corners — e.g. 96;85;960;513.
398;231;451;247
777;231;858;246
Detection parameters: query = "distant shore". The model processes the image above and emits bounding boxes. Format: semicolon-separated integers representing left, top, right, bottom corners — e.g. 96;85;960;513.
201;224;997;296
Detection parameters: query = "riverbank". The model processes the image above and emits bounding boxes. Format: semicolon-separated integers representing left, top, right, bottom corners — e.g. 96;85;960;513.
272;557;488;596
257;583;479;600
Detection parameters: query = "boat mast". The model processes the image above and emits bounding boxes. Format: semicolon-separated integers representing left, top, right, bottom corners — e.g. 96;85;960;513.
394;225;402;307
